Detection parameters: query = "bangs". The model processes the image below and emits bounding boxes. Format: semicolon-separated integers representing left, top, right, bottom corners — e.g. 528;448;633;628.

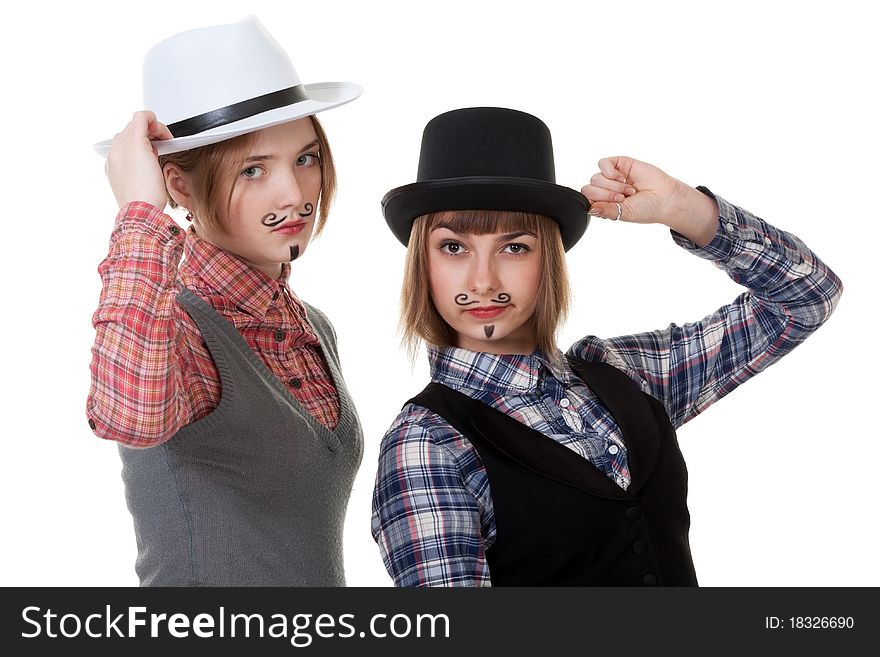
422;209;542;235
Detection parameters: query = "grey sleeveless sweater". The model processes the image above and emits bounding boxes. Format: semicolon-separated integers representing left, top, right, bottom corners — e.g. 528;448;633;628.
118;288;363;586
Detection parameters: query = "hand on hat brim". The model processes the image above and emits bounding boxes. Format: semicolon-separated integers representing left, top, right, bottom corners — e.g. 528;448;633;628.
105;111;173;210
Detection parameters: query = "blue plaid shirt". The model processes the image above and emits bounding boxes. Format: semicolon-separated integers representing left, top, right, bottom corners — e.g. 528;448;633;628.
371;192;843;587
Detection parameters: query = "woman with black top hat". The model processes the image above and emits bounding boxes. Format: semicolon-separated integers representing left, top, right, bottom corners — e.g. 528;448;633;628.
87;17;364;586
371;107;842;586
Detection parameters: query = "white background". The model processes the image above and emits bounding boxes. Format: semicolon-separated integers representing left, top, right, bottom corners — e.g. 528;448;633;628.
0;0;876;587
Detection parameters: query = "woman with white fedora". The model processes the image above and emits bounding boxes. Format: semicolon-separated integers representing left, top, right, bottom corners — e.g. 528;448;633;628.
87;16;363;586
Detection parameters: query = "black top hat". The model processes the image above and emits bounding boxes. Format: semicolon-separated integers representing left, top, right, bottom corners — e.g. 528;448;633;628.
382;107;590;251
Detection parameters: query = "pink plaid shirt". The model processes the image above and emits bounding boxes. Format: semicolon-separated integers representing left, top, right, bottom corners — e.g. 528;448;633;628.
87;202;339;447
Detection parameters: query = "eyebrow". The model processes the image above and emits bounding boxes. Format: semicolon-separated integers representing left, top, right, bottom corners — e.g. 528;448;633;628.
495;231;536;242
244;140;321;163
430;224;537;241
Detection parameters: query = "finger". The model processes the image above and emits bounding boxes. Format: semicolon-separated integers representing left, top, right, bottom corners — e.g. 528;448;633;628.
598;156;636;184
585;173;636;196
586;201;628;221
125;110;173;144
581;184;628;204
147;119;174;141
123;111;151;140
133;110;158;123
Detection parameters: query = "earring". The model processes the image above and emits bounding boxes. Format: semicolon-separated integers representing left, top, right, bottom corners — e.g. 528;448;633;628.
185;211;193;222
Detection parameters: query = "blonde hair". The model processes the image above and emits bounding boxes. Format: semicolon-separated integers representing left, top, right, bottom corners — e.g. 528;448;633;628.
400;209;570;360
158;115;336;236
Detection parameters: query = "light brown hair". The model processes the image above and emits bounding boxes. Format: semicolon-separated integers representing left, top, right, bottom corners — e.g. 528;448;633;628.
158;115;336;236
400;209;570;360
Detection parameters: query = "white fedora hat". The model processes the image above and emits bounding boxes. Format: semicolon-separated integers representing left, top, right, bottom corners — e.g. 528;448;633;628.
93;16;362;157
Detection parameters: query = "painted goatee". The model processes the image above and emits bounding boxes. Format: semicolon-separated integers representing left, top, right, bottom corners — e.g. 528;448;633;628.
289;245;300;261
484;325;495;338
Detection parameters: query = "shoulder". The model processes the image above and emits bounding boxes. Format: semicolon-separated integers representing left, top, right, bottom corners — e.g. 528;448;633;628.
300;301;338;344
301;300;333;330
566;335;651;392
379;403;464;462
567;334;636;371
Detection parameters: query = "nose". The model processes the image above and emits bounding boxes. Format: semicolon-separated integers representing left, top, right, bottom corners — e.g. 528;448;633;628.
468;253;500;296
273;168;306;212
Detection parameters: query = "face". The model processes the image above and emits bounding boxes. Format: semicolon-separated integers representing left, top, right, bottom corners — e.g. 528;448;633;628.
200;118;323;279
427;226;542;354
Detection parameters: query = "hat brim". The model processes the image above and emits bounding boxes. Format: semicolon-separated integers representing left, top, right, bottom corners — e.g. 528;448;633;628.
382;177;591;251
93;81;362;157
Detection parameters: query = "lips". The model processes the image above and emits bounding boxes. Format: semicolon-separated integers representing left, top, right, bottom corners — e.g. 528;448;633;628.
465;305;508;319
271;221;307;235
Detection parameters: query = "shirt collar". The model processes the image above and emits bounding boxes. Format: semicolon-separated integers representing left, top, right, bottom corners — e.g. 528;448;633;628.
427;344;574;395
180;229;291;319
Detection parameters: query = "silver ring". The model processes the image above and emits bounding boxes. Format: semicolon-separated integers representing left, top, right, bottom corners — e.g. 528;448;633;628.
615;203;622;221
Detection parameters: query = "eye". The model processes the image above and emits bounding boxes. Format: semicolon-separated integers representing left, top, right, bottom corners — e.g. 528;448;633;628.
241;165;266;179
439;240;466;255
297;153;320;167
502;242;531;255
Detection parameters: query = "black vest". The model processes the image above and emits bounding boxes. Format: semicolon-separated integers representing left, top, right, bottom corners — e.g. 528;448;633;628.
408;356;697;586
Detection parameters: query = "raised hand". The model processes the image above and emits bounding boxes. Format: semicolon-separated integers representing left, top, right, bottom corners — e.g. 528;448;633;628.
581;156;719;246
105;111;174;210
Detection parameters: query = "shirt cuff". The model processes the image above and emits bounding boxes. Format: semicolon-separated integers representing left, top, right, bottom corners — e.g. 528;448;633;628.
112;201;185;245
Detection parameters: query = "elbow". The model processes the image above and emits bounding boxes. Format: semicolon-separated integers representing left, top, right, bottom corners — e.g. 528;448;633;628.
86;393;179;448
816;267;844;329
789;268;844;334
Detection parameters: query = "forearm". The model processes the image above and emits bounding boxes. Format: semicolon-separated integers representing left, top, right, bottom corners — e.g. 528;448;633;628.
86;202;193;446
572;192;842;426
674;190;843;327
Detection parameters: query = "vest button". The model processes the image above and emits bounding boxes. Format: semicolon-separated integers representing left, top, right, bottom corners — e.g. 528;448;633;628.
625;506;641;521
641;573;657;586
633;539;648;555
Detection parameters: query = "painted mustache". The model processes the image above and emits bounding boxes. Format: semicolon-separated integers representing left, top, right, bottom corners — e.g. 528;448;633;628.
261;203;313;228
261;213;286;227
454;293;511;306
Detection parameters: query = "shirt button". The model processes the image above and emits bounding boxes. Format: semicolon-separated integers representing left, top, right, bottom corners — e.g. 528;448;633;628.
633;539;648;555
169;225;181;236
289;377;302;389
625;506;641;521
272;291;280;301
88;418;96;430
642;573;657;586
274;329;285;342
608;444;620;455
560;398;571;408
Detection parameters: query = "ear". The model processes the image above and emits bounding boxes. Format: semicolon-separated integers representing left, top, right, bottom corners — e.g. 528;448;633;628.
162;162;194;210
